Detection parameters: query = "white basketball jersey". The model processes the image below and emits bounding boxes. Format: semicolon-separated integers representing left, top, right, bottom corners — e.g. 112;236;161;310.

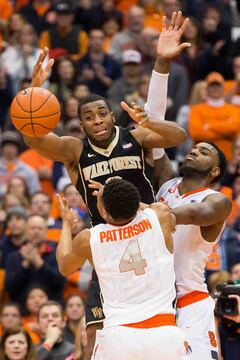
90;208;176;328
156;178;225;298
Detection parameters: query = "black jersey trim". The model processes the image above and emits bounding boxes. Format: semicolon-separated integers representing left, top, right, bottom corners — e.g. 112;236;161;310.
78;163;93;218
140;149;155;200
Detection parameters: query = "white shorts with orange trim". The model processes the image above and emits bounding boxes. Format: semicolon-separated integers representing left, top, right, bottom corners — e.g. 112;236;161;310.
177;296;218;360
92;325;189;360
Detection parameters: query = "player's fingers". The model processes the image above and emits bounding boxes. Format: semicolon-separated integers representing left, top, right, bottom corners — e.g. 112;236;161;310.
162;15;167;32
179;42;191;51
178;17;190;36
169;11;177;30
88;179;103;190
61;196;69;209
92;190;99;196
174;11;182;30
45;58;54;72
121;101;133;114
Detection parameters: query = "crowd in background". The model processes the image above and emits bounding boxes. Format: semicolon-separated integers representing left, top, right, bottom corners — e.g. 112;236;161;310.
0;0;240;359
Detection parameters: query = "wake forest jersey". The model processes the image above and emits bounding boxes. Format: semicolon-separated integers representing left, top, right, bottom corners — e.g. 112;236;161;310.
76;126;155;225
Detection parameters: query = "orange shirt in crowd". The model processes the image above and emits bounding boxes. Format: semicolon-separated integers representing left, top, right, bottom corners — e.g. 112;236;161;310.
0;0;13;20
19;148;54;197
115;0;138;14
21;316;41;344
189;102;240;160
39;28;88;62
144;7;164;32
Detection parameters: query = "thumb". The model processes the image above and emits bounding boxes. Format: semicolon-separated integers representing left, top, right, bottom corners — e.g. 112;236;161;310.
179;42;191;51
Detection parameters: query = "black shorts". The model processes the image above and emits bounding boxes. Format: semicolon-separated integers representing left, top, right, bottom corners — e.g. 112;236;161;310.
85;270;105;327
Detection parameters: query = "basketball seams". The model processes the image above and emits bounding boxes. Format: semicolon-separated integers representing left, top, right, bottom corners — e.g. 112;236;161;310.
29;88;36;137
18;123;54;131
11;111;61;119
15;89;53;113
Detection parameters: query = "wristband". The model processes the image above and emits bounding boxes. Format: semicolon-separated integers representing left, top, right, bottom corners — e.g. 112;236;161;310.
43;342;53;351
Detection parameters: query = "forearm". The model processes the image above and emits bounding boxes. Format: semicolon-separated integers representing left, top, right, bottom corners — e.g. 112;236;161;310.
56;220;73;275
145;57;169;121
147;120;186;147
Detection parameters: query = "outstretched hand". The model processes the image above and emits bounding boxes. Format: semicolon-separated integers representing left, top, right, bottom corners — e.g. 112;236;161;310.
157;11;191;59
57;194;78;230
120;101;149;127
31;47;54;87
88;179;104;196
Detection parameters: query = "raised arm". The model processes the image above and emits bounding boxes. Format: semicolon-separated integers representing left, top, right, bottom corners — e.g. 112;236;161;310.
172;193;231;227
21;47;82;163
56;195;92;277
122;101;186;149
146;12;190;120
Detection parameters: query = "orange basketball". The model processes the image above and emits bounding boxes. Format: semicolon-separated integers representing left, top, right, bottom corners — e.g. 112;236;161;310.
10;87;61;137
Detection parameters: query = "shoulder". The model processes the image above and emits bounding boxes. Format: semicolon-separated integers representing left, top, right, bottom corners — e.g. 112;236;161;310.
203;192;232;209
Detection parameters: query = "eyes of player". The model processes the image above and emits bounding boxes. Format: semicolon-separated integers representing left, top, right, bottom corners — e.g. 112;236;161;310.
85;111;108;121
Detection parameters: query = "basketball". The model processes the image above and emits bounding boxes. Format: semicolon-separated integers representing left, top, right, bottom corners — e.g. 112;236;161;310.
10;87;61;137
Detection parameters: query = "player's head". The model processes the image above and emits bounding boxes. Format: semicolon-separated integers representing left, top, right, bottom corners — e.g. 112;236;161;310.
77;94;115;147
97;178;141;224
180;142;226;184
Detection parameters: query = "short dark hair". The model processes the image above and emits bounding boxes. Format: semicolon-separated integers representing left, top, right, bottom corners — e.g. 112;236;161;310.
205;142;227;183
77;94;112;119
102;178;141;220
38;300;64;319
0;302;21;316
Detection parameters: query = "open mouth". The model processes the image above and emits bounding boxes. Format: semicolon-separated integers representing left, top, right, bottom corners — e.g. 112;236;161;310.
94;129;108;136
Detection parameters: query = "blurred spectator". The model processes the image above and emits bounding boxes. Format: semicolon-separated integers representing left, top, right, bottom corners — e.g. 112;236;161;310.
0;23;47;93
49;56;76;104
62;96;79;124
141;0;163;32
221;219;240;272
208;270;230;296
22;286;48;344
0;66;14;130
198;4;231;78
73;83;90;101
0;302;21;336
0;131;40;197
0;326;37;359
189;72;240;160
39;1;88;62
65;316;87;360
7;176;30;208
76;29;121;97
231;262;240;281
107;49;142;117
109;5;145;62
75;0;123;33
4;12;26;47
176;80;207;163
2;193;26;213
102;15;123;52
20;0;55;35
175;16;207;86
37;301;74;359
225;55;240;106
0;0;13;33
30;192;62;243
5;214;65;307
141;27;159;65
161;0;182;25
0;206;27;269
63;295;85;344
20;147;54;198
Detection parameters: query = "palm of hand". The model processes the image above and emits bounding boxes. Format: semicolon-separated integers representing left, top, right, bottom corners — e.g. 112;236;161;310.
157;31;182;58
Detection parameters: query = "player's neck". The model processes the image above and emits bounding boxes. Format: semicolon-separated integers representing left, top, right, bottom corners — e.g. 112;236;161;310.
178;177;209;195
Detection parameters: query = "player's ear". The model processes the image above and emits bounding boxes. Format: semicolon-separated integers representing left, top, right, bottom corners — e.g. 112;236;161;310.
211;166;220;179
111;111;115;124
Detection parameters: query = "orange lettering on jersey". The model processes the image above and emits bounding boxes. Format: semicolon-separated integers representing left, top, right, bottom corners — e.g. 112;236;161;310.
100;219;153;243
100;231;106;243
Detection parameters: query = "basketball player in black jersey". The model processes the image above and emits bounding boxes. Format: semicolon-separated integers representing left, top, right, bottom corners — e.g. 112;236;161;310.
22;12;190;359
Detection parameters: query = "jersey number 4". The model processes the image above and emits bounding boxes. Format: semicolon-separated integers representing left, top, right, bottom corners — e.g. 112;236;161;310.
119;239;147;276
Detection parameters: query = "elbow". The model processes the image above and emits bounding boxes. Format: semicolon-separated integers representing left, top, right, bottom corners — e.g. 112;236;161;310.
178;127;187;144
58;263;72;277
